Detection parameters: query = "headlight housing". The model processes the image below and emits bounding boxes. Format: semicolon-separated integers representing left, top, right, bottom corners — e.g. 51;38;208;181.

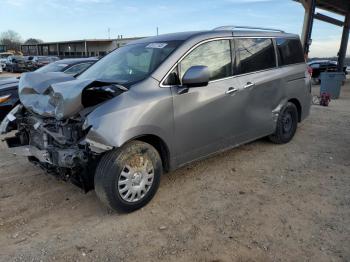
0;94;11;104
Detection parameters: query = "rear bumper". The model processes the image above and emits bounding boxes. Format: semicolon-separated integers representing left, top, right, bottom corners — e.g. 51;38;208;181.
301;93;312;122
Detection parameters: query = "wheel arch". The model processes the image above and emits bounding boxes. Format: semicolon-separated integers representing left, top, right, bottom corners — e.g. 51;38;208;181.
288;98;302;122
125;134;171;173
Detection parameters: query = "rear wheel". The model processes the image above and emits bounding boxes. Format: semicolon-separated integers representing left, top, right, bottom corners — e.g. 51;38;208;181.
269;102;298;144
94;141;162;212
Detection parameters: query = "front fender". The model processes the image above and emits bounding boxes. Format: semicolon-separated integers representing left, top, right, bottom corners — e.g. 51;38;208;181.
82;80;174;155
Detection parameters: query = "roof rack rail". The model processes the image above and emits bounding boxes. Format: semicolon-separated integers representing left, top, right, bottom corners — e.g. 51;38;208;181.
213;25;285;33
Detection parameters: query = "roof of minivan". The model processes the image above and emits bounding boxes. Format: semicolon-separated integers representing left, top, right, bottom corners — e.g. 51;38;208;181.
129;29;299;45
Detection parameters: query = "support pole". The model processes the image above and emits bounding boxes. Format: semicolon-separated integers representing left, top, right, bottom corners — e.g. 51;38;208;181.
84;41;87;57
301;0;315;57
337;13;350;72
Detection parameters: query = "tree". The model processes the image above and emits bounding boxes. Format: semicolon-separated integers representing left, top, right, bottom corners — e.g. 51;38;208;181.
24;38;43;45
0;30;23;52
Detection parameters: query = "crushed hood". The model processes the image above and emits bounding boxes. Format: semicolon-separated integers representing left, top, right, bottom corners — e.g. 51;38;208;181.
19;72;126;120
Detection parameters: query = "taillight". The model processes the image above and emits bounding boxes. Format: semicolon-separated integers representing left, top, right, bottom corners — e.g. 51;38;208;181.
307;66;313;77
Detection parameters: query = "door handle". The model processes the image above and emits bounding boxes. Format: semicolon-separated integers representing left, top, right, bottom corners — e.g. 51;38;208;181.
225;87;238;95
243;82;255;89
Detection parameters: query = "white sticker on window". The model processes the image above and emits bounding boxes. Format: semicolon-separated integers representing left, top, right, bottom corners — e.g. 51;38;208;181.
146;43;168;49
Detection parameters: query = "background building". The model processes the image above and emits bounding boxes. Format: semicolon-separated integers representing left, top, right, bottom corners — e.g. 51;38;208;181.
0;45;7;52
20;37;142;57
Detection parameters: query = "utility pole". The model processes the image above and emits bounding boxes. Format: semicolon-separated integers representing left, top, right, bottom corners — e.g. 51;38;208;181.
108;28;111;39
157;27;159;36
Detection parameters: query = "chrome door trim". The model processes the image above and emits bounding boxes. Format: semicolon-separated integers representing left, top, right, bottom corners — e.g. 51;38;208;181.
243;82;255;89
225;87;238;94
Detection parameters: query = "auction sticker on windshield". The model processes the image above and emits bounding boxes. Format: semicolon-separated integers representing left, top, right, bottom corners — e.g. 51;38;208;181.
146;43;168;49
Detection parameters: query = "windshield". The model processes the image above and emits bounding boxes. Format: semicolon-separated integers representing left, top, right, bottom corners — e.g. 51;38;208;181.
36;61;68;73
78;41;183;84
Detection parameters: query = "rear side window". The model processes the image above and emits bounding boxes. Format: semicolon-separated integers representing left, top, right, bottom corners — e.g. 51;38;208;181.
236;38;276;74
276;38;304;66
179;39;232;81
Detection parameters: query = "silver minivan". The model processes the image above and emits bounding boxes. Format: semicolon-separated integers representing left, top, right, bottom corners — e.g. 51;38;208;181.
1;26;311;212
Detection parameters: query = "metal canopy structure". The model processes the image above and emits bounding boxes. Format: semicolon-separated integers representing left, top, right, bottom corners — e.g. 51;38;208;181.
294;0;350;71
315;0;349;16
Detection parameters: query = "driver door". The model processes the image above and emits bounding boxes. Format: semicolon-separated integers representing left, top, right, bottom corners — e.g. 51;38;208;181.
167;39;251;166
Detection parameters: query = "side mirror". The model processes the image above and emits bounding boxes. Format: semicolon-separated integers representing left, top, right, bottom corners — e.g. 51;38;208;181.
182;65;210;87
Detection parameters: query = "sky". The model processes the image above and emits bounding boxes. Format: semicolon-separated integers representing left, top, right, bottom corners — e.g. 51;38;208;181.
0;0;348;58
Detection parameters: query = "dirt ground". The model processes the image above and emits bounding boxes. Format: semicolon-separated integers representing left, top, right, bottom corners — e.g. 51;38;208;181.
0;80;349;262
0;72;21;79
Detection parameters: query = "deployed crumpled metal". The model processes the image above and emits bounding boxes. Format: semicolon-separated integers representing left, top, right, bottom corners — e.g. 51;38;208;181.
19;72;96;120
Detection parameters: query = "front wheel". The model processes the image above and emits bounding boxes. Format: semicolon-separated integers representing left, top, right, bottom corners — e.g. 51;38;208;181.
269;102;298;144
94;141;162;212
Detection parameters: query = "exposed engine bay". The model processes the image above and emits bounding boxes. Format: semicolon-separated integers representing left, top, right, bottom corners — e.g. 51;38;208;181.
0;72;128;191
18;72;127;120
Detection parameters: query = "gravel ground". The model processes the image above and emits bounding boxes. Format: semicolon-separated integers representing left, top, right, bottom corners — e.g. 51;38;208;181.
0;72;21;79
0;81;349;262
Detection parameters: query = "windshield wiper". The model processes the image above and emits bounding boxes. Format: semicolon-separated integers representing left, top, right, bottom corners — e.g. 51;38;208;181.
93;79;129;90
112;84;128;91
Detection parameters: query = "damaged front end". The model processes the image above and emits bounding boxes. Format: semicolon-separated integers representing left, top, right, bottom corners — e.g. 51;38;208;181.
0;72;126;191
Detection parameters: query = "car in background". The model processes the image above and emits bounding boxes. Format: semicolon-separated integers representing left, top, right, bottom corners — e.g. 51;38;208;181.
0;61;6;71
0;57;98;121
5;55;27;73
26;56;60;71
0;59;5;73
308;60;347;84
0;52;13;70
35;57;97;74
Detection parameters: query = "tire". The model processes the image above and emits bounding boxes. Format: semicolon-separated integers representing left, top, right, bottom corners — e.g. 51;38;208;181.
269;102;298;144
94;140;162;212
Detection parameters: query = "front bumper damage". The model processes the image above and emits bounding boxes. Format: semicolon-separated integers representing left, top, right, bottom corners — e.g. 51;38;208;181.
0;72;126;191
0;109;112;191
2;120;81;190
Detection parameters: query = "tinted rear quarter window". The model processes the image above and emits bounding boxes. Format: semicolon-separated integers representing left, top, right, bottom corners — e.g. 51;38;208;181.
276;38;304;66
236;38;276;74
